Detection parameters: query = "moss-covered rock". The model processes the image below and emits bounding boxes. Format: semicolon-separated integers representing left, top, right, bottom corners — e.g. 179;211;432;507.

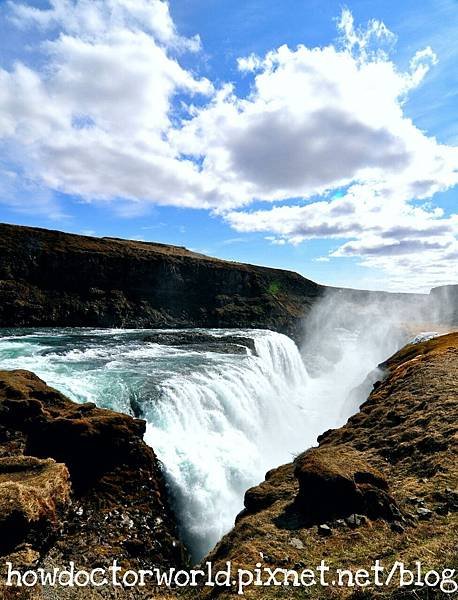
0;369;186;599
293;446;396;522
0;456;70;554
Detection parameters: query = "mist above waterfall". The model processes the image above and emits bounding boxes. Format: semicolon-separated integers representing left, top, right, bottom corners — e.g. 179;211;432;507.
299;289;442;422
299;285;458;426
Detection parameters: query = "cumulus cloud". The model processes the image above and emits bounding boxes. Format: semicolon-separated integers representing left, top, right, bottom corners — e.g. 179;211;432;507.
0;0;216;210
226;184;458;289
0;2;457;288
217;11;457;289
8;0;199;50
173;9;457;209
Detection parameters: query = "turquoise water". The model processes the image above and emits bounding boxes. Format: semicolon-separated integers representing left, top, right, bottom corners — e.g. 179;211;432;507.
0;319;417;559
0;327;312;559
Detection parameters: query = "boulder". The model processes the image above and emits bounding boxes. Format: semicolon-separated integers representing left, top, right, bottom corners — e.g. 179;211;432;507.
293;446;397;522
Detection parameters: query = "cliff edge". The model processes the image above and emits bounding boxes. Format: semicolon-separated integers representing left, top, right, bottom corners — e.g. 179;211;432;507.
200;333;458;598
0;222;323;339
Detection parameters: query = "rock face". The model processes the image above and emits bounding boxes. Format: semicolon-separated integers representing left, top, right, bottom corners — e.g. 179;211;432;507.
0;223;324;340
143;331;258;354
0;370;154;490
0;370;185;599
0;223;439;341
202;333;458;599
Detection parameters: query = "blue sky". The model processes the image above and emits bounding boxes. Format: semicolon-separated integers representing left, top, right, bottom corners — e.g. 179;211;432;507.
0;0;457;291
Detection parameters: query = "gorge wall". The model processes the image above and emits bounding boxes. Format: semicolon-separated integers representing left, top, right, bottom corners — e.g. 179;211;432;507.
1;222;450;341
0;223;323;339
0;369;186;600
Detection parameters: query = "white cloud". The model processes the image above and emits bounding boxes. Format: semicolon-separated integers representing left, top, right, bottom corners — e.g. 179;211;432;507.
8;0;200;50
174;20;457;207
0;0;216;210
0;3;457;289
0;163;68;219
212;12;457;289
226;186;458;289
336;7;397;61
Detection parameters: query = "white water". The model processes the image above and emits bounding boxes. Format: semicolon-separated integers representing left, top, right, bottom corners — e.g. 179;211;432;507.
141;331;311;558
0;321;416;560
0;328;318;560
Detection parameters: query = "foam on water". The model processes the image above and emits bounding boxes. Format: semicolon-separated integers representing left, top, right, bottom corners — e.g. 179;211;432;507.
0;328;314;559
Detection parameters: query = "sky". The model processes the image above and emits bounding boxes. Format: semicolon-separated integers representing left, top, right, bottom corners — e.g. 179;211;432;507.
0;0;457;292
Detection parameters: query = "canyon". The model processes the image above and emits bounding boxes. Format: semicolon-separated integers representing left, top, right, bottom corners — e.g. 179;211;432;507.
0;333;456;599
0;223;456;599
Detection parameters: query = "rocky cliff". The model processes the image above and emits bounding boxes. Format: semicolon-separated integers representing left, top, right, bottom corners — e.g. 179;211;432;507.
0;223;443;341
0;369;186;600
0;222;324;339
199;332;458;599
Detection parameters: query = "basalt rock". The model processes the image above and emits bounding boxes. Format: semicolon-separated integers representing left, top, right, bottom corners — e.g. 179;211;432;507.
293;446;397;522
0;370;152;490
143;331;258;355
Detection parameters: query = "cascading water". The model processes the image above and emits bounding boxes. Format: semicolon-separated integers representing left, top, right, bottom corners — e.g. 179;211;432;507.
0;328;316;560
141;331;311;559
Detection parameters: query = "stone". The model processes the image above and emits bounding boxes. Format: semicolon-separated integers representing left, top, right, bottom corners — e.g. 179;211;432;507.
289;537;304;550
346;514;363;528
243;464;293;515
143;332;258;355
335;519;346;527
294;446;398;523
318;524;332;537
416;507;433;520
0;370;151;490
435;505;449;516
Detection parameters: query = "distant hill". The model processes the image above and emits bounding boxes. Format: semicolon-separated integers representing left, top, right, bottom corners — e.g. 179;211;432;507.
0;222;454;338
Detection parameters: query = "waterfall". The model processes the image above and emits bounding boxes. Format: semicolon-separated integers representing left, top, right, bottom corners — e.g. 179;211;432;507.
142;330;310;560
0;323;412;560
0;328;311;561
